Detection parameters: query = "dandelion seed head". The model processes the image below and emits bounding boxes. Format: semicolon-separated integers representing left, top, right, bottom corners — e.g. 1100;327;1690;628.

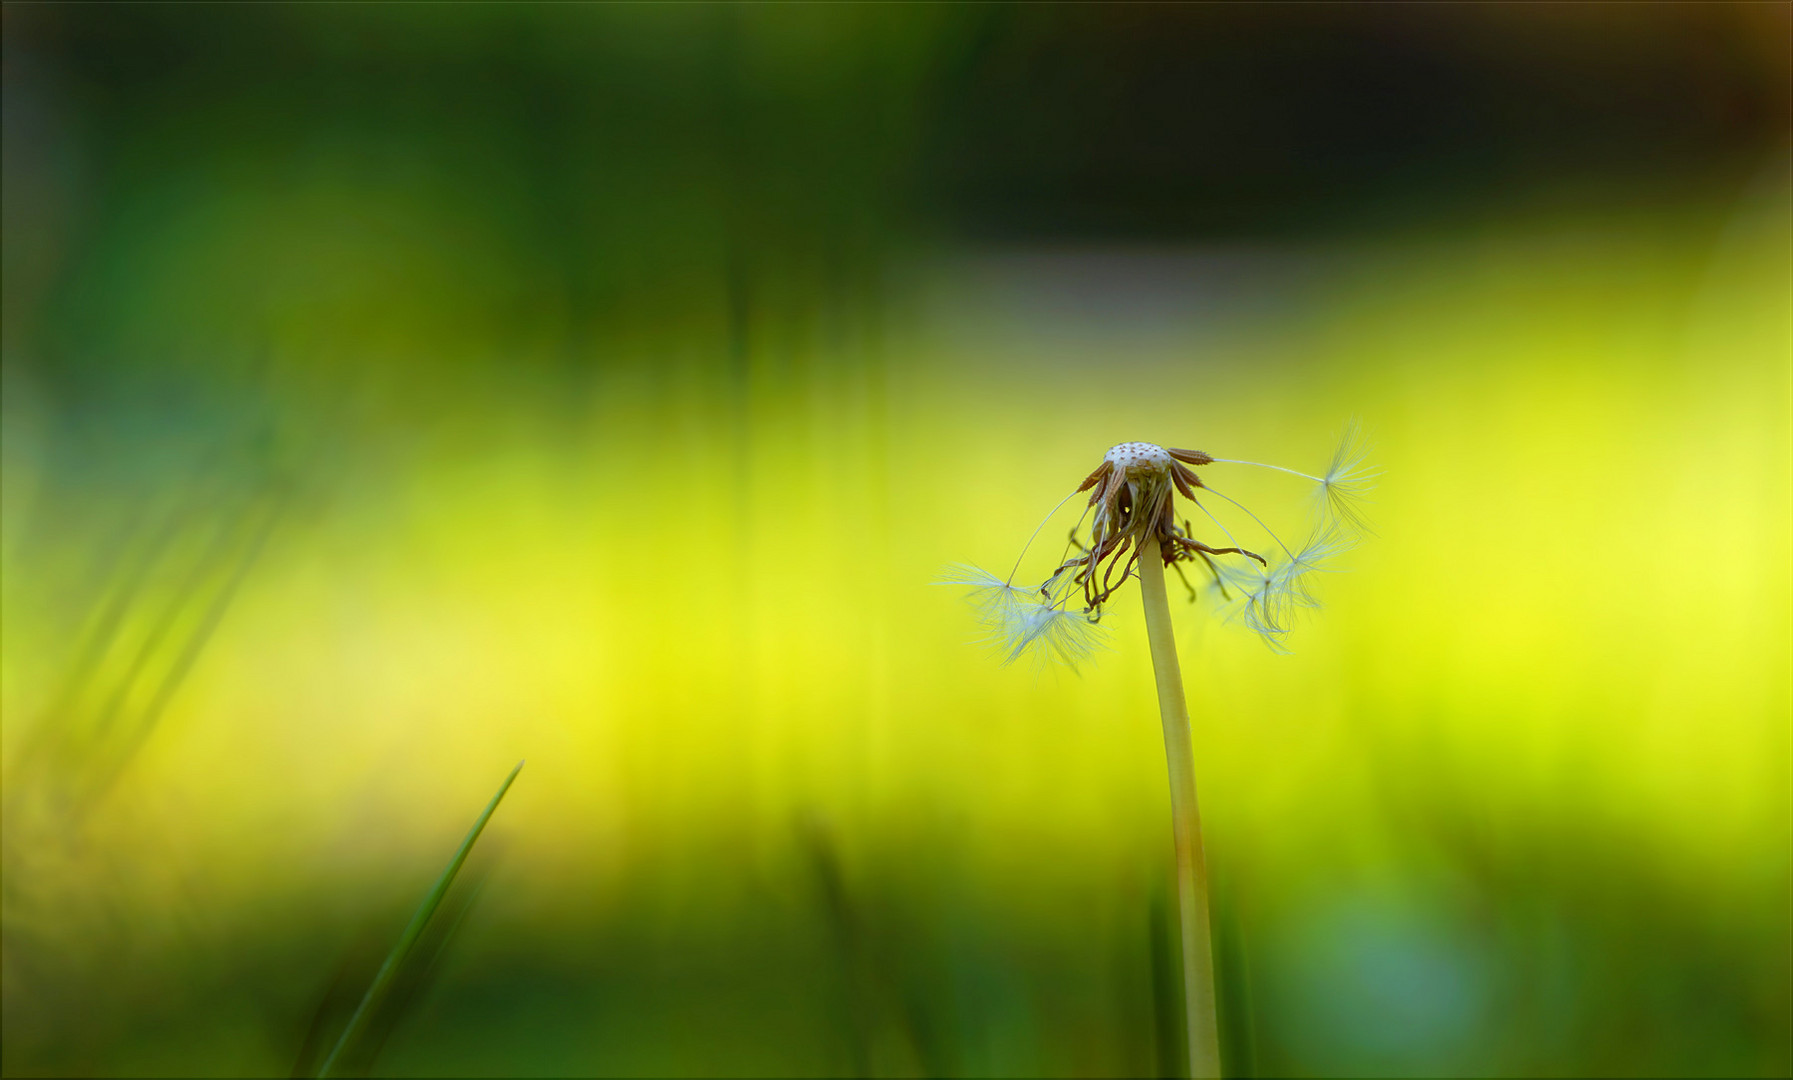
950;425;1374;664
1104;441;1175;475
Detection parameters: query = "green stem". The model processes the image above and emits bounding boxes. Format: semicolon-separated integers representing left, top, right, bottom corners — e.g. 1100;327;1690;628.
1137;541;1221;1079
317;760;524;1079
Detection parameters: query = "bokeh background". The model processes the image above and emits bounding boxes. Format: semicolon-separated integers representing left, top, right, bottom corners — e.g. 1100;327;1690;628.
2;4;1788;1077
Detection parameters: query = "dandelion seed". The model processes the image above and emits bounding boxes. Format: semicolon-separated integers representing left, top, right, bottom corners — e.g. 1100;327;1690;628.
1203;526;1356;648
937;564;1107;670
1313;420;1380;533
990;600;1108;671
1204;557;1290;648
1277;526;1356;609
936;563;1034;628
1207;419;1381;534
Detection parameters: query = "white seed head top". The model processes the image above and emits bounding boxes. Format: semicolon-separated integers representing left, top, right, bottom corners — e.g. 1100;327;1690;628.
1104;441;1174;476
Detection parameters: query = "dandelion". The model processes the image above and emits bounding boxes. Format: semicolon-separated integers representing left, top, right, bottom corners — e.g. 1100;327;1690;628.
941;430;1375;1079
945;429;1369;659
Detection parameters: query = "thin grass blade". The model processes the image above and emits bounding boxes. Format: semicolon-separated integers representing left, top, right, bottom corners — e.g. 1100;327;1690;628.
315;760;524;1078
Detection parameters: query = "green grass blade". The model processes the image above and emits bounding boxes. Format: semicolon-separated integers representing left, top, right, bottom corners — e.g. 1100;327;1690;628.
316;760;524;1078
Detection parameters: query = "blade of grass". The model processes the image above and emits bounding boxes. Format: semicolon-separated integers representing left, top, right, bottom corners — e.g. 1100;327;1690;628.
316;760;524;1079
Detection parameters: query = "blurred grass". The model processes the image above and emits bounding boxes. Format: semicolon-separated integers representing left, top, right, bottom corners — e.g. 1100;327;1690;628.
2;4;1788;1078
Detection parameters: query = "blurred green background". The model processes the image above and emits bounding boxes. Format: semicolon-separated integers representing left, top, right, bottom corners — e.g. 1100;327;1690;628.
2;4;1787;1077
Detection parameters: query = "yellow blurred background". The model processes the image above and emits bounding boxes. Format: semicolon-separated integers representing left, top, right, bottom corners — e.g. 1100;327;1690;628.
2;4;1786;1077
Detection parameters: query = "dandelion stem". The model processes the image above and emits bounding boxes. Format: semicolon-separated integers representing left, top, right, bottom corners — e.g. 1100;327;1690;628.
1136;540;1221;1080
